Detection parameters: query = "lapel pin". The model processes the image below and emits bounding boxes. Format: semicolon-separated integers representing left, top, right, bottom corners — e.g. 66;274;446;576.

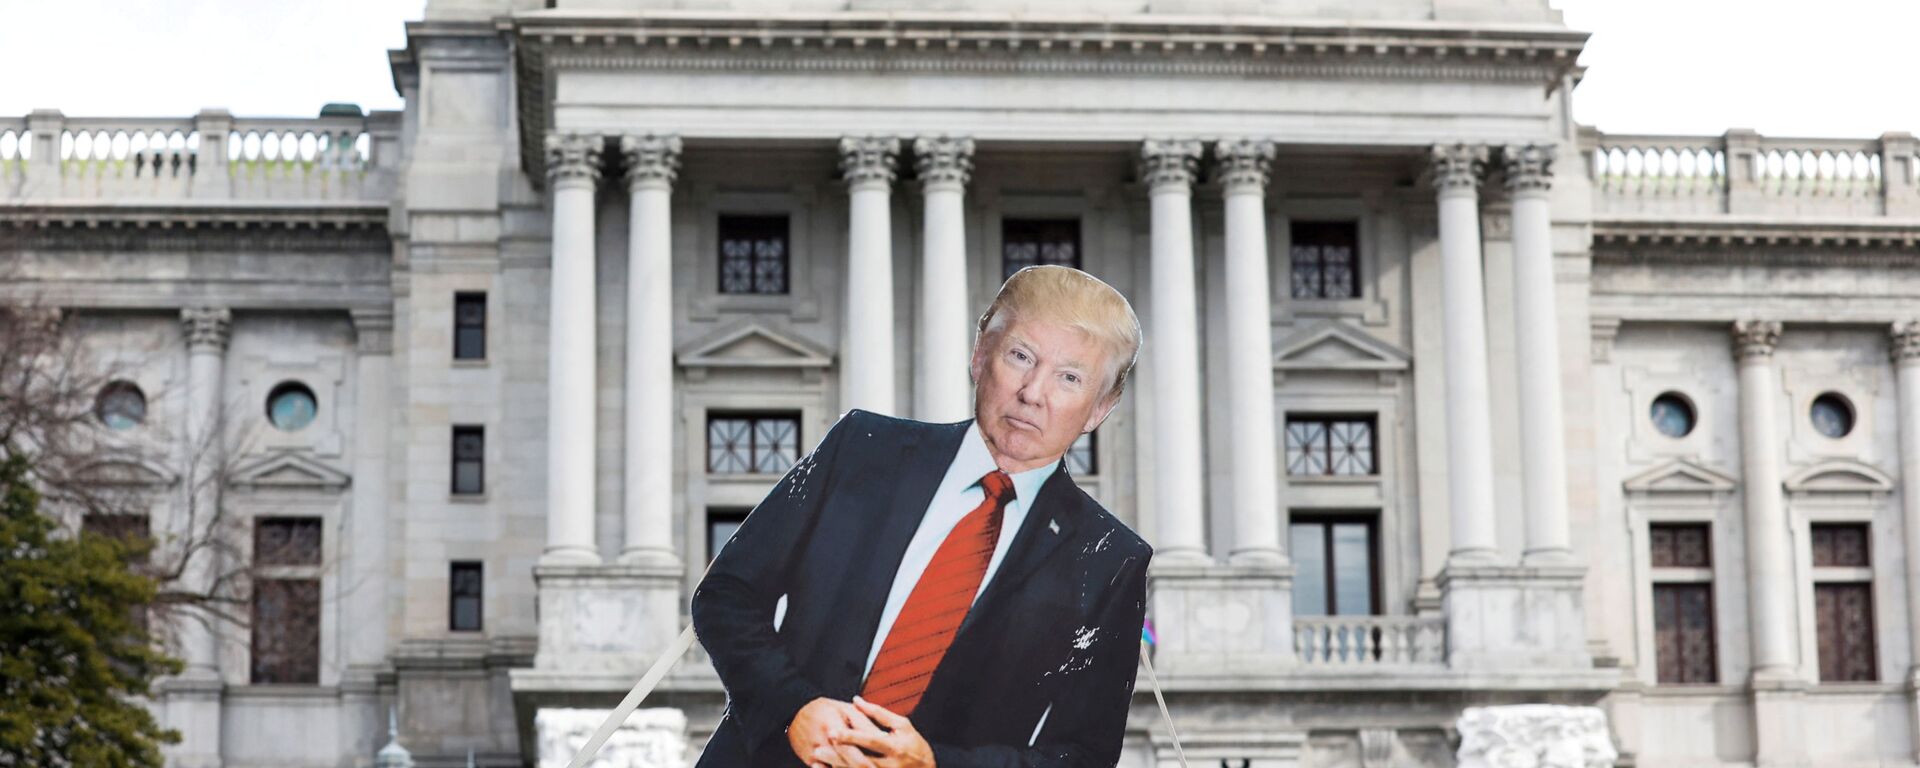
1048;518;1060;535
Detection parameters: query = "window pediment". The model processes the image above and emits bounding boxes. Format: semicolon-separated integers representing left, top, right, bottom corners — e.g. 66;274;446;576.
1784;459;1894;498
230;451;351;493
676;320;833;374
1623;458;1737;499
1273;320;1409;373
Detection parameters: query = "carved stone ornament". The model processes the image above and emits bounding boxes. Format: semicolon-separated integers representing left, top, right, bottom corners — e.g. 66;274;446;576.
1503;143;1556;194
839;136;901;185
1431;143;1489;192
535;707;688;768
1456;705;1618;768
1732;319;1782;361
180;306;232;352
1140;138;1203;189
545;133;603;184
621;134;683;187
913;136;975;190
1893;320;1920;363
1213;137;1276;190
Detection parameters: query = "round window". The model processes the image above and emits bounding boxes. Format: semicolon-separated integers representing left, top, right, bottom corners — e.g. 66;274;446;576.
1650;392;1695;438
95;381;147;431
1810;393;1854;439
266;382;318;432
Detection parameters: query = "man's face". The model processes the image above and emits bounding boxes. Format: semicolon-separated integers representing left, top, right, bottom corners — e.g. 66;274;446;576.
970;313;1120;474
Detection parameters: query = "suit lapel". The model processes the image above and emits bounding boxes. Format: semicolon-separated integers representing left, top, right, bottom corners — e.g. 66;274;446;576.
953;462;1080;641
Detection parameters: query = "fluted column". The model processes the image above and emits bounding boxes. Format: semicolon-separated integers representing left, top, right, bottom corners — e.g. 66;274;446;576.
840;136;901;416
620;134;682;567
1216;138;1284;566
1432;145;1499;564
1142;139;1208;564
1734;320;1795;677
915;136;974;422
1505;144;1573;564
543;134;601;565
178;306;230;678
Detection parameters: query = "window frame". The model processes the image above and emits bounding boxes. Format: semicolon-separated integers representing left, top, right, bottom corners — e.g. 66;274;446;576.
1287;219;1362;300
250;577;321;685
453;291;487;361
717;213;792;296
1810;522;1876;683
1288;512;1381;616
1000;217;1083;281
451;424;485;496
1648;522;1718;685
1284;413;1379;478
449;560;484;633
707;508;750;564
705;412;802;475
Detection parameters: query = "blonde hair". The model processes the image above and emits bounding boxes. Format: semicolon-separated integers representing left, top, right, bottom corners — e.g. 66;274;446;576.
975;265;1142;400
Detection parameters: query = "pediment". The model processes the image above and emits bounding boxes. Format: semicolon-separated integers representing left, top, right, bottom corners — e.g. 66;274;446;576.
1784;460;1894;496
230;451;351;492
1623;458;1737;496
1273;321;1410;372
73;457;178;487
676;320;833;371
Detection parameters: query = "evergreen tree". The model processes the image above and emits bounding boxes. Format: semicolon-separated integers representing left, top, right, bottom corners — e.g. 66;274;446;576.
0;452;182;767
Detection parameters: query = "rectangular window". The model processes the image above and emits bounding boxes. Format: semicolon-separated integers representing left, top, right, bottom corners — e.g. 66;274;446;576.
1649;523;1716;684
454;292;486;360
452;425;484;495
708;508;750;563
707;413;801;474
1065;432;1096;476
1289;515;1377;616
85;514;152;634
1290;220;1360;299
254;517;322;566
1284;415;1376;476
719;215;790;295
449;561;483;632
1001;218;1081;280
251;578;320;684
1812;523;1875;682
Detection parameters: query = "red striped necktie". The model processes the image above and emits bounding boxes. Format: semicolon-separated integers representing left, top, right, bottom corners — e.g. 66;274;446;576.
860;469;1016;716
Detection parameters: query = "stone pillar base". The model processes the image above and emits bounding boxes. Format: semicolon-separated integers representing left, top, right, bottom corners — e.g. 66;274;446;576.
1752;671;1810;768
160;673;225;768
1439;563;1591;670
534;564;683;674
1145;561;1293;676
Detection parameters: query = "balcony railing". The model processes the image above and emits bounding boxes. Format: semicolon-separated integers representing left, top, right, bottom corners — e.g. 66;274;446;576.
1293;615;1446;667
0;109;400;204
1584;129;1920;220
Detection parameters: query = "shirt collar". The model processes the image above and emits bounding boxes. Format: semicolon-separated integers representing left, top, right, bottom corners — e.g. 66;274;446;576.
958;420;1059;505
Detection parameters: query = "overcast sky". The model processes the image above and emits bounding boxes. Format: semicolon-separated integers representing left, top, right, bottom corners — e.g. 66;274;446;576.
1;0;1913;139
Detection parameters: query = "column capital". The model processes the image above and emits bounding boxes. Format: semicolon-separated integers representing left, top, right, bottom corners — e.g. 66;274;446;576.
350;308;395;355
1213;137;1275;191
839;136;901;186
1502;143;1556;195
1893;321;1920;363
1141;138;1203;190
1430;143;1489;193
620;134;682;188
913;136;974;191
544;133;603;185
1732;319;1782;361
181;307;232;352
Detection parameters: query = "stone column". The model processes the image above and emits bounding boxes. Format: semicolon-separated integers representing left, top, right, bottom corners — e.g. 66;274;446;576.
1215;138;1284;566
619;134;682;568
172;306;229;768
543;134;602;565
1895;321;1920;763
1734;320;1795;677
1141;139;1209;564
840;136;901;416
343;309;392;762
1504;144;1573;564
1432;144;1499;564
914;136;974;423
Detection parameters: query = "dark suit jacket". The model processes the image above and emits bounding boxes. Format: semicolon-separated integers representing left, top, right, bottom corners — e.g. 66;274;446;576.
691;409;1152;768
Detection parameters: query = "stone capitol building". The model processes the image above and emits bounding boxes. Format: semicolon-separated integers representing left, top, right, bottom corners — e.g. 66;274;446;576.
7;0;1920;766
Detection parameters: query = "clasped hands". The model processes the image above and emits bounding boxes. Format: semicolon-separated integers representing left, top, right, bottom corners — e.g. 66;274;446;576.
788;696;935;768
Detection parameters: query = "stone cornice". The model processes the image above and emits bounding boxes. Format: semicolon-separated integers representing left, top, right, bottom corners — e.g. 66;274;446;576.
1593;219;1920;249
0;203;391;252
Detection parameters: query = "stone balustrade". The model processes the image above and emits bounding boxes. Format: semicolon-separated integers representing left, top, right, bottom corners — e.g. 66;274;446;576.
1293;615;1447;668
0;109;400;203
1585;128;1920;219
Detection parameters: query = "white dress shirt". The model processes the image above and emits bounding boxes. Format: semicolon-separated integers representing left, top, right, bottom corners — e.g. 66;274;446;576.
860;420;1059;680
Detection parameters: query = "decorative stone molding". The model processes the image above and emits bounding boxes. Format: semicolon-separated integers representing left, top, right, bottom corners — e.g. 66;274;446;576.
838;136;900;185
545;133;603;184
1213;137;1275;190
1590;316;1622;363
1893;320;1920;363
180;306;231;352
620;134;682;187
350;308;394;356
1140;139;1202;189
912;136;974;191
1430;144;1488;192
1731;319;1782;362
535;707;688;768
1456;705;1617;768
1503;143;1555;194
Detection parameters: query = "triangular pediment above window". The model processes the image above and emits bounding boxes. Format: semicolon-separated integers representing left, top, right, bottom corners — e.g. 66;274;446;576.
229;451;351;492
1623;458;1738;497
72;457;178;487
676;320;833;371
1784;459;1894;496
1273;321;1410;372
